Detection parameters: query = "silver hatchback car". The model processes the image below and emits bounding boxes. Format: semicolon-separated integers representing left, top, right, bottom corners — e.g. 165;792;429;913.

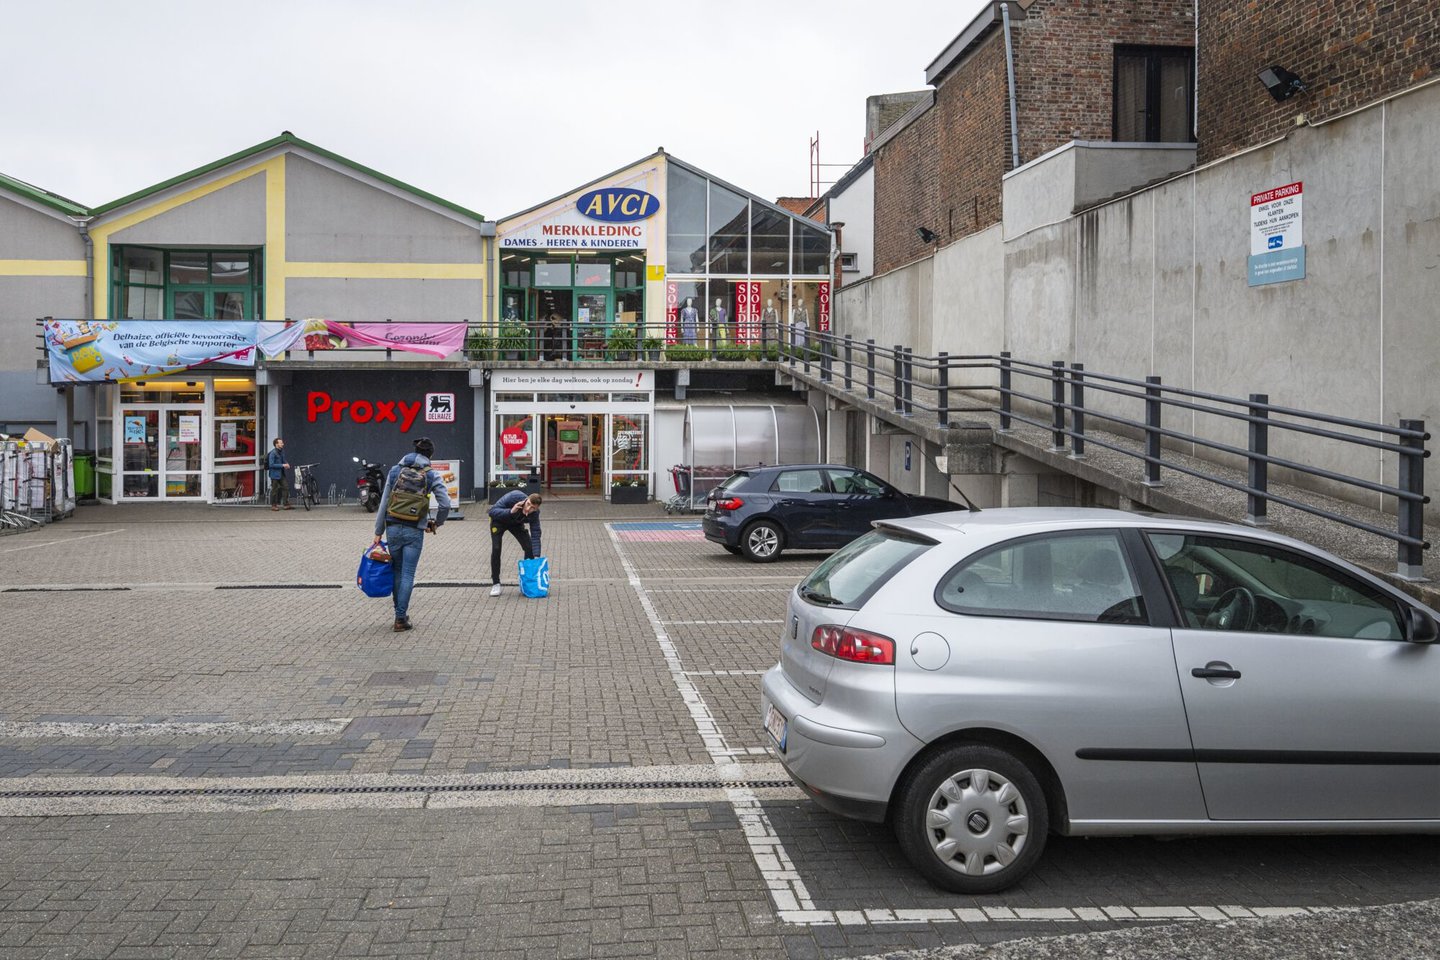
761;508;1440;893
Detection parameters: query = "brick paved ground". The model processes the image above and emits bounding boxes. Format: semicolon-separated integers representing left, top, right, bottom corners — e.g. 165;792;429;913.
0;501;1436;959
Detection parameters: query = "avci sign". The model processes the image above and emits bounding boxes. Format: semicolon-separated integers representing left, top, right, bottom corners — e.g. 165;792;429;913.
575;187;660;223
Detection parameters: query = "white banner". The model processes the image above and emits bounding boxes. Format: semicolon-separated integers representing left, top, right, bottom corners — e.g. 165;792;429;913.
491;370;654;392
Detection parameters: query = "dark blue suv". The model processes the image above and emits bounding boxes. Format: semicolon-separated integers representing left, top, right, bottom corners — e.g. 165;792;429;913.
702;464;956;562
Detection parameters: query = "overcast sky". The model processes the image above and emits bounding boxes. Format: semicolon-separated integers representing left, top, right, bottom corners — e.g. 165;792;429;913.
1;0;986;218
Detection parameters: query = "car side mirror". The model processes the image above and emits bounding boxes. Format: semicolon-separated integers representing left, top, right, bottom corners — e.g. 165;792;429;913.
1404;606;1438;643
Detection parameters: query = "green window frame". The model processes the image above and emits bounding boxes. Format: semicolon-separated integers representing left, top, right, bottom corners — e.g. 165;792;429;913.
110;246;264;320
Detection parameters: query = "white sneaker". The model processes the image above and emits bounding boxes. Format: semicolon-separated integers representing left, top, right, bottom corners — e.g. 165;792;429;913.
489;584;503;597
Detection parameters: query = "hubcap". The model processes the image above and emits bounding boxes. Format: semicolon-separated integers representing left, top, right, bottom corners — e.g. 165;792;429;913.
925;767;1030;877
748;526;778;557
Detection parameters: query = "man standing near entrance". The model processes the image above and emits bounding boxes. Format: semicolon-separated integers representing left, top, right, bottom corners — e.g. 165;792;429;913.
488;491;542;596
267;438;292;510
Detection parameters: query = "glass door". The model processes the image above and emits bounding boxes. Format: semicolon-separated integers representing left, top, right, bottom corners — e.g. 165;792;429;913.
163;408;205;498
575;290;611;359
120;409;160;499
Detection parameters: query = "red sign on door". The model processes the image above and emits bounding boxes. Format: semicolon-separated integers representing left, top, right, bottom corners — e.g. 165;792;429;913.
500;424;529;460
734;281;760;344
817;282;831;333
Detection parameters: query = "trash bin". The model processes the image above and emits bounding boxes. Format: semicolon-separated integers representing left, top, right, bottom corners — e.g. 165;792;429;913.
73;451;96;499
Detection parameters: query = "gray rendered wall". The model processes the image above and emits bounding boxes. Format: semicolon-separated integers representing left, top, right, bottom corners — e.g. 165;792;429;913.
285;156;484;264
107;174;266;245
0;196;89;434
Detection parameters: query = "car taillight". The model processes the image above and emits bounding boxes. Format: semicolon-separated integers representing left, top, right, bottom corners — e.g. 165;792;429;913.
811;625;895;665
712;497;745;511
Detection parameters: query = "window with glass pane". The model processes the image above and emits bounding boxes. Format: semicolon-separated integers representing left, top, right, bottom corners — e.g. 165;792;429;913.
750;207;791;275
614;255;644;288
125;249;163;284
610;414;648;473
124;287;162;319
708;183;748;274
169;252;208;284
1113;46;1194;143
534;259;572;286
212;255;251;283
502;254;533;288
574;259;612;287
667;165;708;274
793;222;831;275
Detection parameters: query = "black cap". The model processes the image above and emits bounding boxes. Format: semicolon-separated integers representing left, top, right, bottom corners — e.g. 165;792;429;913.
413;437;434;457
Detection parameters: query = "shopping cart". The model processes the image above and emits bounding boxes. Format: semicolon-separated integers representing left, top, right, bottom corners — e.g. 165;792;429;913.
664;464;692;514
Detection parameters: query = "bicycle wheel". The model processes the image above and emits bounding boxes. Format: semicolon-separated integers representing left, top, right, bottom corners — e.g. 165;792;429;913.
303;477;317;510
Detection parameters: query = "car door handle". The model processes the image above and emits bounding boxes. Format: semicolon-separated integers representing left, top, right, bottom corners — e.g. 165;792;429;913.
1191;666;1241;680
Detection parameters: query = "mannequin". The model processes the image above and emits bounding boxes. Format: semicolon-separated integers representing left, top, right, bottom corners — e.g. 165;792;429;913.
709;297;730;345
679;297;700;345
792;298;810;350
503;296;519;323
760;298;779;338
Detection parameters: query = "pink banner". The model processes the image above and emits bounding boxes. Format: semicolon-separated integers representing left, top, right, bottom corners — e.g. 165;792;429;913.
817;282;831;333
258;320;468;359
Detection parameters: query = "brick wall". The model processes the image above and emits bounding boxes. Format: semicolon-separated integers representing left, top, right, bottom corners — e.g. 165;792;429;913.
1014;0;1195;159
872;0;1195;275
1199;0;1440;163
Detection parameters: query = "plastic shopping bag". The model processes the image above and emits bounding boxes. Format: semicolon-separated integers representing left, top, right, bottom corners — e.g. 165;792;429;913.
518;556;550;599
357;542;394;598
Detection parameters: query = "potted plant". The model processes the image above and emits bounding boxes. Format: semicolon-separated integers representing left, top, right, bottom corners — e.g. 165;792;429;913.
464;330;493;361
497;322;530;361
664;344;707;362
610;476;648;504
606;327;637;360
641;336;662;361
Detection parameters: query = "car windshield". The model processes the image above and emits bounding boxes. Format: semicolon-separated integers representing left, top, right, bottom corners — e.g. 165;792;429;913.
800;528;934;608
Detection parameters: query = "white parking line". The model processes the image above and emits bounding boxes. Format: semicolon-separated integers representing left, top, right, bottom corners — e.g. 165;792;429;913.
0;528;121;553
607;524;819;915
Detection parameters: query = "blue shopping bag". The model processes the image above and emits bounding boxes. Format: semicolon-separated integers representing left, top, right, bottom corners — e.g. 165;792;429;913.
518;556;550;598
357;542;394;598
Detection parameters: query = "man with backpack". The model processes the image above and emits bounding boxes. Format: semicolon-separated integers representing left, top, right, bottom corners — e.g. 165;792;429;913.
371;437;451;632
487;490;541;596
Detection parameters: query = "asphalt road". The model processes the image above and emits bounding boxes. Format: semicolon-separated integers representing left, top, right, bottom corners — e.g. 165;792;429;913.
0;501;1435;959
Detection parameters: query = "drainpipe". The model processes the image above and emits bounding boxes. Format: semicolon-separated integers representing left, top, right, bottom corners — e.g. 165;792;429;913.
1001;1;1021;169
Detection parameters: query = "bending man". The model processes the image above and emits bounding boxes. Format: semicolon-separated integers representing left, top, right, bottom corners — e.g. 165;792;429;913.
488;490;542;597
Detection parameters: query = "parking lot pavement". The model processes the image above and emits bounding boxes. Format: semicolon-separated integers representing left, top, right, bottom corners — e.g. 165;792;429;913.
0;504;1436;959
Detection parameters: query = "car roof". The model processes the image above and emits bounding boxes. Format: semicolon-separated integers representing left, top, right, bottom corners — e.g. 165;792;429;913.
736;463;859;475
878;507;1304;547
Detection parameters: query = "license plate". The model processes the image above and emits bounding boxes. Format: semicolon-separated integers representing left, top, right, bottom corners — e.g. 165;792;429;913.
764;703;787;752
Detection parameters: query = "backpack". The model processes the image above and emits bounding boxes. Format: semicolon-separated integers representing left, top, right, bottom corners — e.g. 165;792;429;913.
385;463;430;523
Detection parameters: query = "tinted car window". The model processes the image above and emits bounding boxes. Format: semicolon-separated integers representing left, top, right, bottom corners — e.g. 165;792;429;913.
799;529;933;609
713;473;749;494
773;469;827;493
1147;532;1403;639
937;531;1148;624
828;469;886;495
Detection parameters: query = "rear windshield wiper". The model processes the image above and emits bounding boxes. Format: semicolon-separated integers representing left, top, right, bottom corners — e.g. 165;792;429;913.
799;585;844;606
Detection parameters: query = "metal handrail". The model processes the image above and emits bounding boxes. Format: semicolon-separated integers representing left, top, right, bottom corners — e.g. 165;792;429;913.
792;327;1430;580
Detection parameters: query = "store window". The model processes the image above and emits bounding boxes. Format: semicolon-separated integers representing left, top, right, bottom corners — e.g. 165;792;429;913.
667;165;708;274
495;413;536;478
96;383;114;499
1114;45;1194;143
750;206;791;275
111;246;262;320
214;378;258;500
574;258;612;287
708;183;748;274
610;413;649;480
793;222;831;275
534;259;572;287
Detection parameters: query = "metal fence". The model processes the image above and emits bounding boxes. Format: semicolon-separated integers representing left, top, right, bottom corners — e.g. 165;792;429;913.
791;329;1430;581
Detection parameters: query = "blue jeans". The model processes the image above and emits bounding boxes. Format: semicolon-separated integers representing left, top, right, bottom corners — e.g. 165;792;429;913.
386;523;425;621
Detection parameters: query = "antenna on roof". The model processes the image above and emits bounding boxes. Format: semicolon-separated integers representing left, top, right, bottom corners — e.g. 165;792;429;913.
928;452;982;512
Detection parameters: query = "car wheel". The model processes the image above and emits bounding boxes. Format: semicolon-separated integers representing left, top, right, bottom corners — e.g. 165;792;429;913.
740;520;784;562
894;744;1049;894
721;545;742;555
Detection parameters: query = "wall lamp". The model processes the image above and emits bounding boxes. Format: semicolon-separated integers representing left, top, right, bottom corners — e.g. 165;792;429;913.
916;226;937;244
1258;65;1305;103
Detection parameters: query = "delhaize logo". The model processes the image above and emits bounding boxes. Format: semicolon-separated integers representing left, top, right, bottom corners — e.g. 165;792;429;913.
575;188;659;223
